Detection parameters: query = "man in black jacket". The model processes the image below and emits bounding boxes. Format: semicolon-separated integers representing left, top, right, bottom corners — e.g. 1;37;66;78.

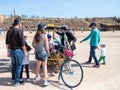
54;25;77;51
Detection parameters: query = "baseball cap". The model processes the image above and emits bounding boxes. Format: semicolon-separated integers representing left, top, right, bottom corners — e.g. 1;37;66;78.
60;25;68;30
89;22;96;27
47;34;52;38
38;23;46;29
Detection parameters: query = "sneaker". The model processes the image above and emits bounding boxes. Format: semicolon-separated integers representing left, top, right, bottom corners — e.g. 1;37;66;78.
92;64;100;68
85;61;91;64
34;76;40;81
19;80;24;85
27;78;31;81
44;80;50;86
20;79;23;82
14;83;20;87
11;80;15;85
102;63;106;65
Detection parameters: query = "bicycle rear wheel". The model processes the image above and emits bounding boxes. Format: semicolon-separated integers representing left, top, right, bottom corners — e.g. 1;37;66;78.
60;59;83;88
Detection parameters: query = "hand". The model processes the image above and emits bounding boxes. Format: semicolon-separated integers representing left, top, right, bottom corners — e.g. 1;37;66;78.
24;51;28;57
70;41;73;46
53;28;57;32
7;51;10;57
47;52;50;57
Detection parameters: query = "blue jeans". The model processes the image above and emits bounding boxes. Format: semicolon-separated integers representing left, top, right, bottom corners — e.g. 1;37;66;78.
88;46;99;65
10;49;24;83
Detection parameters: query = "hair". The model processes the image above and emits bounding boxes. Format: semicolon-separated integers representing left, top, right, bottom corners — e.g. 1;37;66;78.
34;27;46;43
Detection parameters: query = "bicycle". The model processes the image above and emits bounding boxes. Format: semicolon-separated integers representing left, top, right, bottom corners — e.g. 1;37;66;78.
57;45;83;88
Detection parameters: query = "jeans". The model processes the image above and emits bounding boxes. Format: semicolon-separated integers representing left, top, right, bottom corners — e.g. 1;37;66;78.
10;49;24;83
88;46;99;65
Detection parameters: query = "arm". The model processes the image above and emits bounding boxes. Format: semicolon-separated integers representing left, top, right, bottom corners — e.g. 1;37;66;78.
68;32;77;42
56;31;64;36
32;37;36;49
5;30;10;57
80;31;94;43
44;35;50;55
18;29;27;56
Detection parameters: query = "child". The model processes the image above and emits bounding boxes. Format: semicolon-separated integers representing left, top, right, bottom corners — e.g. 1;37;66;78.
47;34;56;54
20;36;32;82
98;43;106;65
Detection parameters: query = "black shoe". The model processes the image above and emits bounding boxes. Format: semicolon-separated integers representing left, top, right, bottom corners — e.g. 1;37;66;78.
19;80;24;85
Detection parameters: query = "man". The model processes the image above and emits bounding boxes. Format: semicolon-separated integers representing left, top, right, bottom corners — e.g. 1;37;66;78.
6;18;27;86
54;25;77;51
80;22;100;68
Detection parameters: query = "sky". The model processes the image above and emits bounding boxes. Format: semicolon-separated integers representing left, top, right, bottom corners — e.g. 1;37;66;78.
0;0;120;18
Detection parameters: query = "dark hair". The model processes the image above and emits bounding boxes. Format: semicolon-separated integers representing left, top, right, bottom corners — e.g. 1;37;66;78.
13;18;21;26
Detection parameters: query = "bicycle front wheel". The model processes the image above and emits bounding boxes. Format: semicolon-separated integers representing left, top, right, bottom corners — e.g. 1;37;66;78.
60;59;83;88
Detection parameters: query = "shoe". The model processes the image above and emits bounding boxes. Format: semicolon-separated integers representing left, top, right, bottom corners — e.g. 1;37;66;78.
11;80;15;85
92;64;100;68
19;80;24;85
20;79;23;82
85;61;91;64
102;63;106;65
44;80;50;86
27;78;31;81
34;76;40;81
13;83;20;87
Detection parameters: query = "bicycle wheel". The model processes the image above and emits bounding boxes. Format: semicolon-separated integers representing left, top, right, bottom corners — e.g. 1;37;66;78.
60;59;83;88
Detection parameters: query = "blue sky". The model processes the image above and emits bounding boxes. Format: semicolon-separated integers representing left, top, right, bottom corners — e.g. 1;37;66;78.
0;0;120;18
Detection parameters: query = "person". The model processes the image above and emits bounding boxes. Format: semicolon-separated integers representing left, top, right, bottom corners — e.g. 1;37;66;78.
20;36;32;82
80;22;100;68
32;23;50;86
54;25;77;51
5;18;27;86
47;34;56;54
98;43;106;65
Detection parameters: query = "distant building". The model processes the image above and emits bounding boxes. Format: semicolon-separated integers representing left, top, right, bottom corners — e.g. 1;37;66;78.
100;23;120;31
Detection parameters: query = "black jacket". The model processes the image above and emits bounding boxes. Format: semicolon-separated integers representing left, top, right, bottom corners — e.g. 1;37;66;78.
56;31;77;50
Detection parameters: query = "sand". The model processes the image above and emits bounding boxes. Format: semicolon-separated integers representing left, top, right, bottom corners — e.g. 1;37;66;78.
0;31;120;90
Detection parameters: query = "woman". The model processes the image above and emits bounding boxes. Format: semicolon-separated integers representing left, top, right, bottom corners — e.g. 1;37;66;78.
32;23;49;86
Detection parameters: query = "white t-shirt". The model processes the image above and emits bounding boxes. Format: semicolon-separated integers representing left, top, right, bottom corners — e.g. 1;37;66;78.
22;52;29;65
100;48;106;56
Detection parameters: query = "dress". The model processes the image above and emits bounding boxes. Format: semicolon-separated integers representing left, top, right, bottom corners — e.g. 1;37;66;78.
35;34;48;61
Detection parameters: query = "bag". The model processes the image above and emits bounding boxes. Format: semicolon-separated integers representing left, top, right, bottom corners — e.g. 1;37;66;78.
26;44;32;51
36;51;47;61
65;49;73;57
25;42;32;51
70;43;76;51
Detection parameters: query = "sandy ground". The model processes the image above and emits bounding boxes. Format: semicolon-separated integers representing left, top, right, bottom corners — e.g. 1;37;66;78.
0;31;120;90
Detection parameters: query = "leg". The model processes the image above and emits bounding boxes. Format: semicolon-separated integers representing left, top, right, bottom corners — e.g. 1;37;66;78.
42;60;49;86
98;56;102;63
42;60;48;80
88;46;92;63
15;50;24;84
36;60;41;76
103;56;106;64
11;56;16;81
25;64;30;79
20;65;24;79
91;46;99;66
